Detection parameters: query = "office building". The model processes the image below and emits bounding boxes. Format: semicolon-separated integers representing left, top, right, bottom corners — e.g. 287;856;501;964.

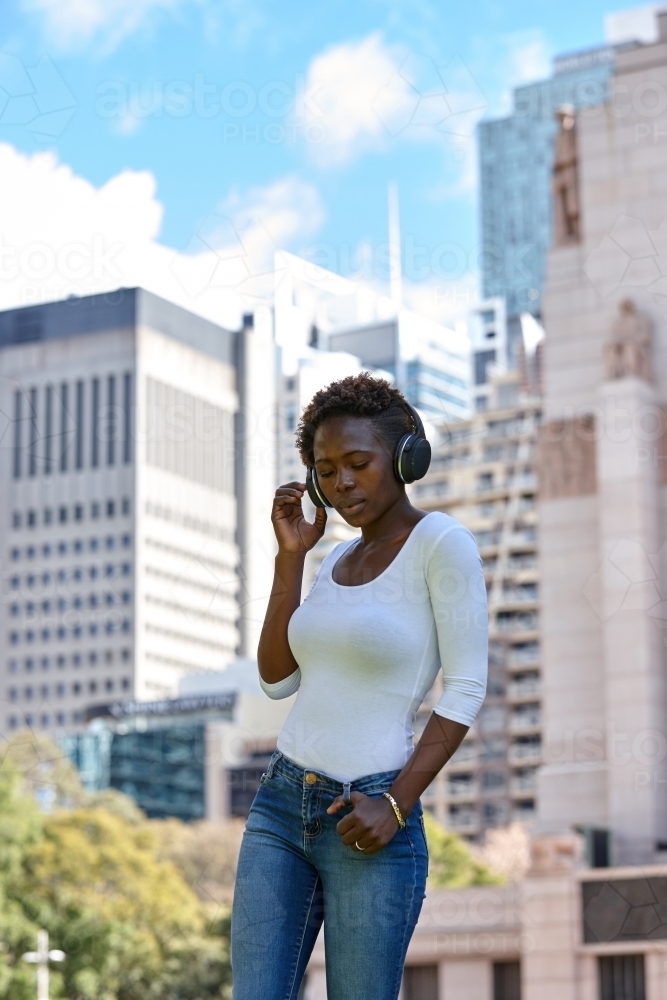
0;289;276;736
478;39;637;339
63;658;293;821
274;251;471;425
410;366;541;841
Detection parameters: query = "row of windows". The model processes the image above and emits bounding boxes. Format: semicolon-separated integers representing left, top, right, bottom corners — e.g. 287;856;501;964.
12;593;132;614
9;620;131;643
9;649;130;672
10;535;131;560
12;374;132;480
8;677;128;700
10;564;132;592
8;711;111;730
13;499;131;529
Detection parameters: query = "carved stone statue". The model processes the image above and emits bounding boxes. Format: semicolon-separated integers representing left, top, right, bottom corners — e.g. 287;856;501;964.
552;106;580;246
604;299;652;382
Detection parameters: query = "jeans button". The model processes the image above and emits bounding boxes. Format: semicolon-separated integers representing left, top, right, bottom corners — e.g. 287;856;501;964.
305;772;318;785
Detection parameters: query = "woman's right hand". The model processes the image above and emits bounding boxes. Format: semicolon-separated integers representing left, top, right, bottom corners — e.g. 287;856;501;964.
271;482;327;553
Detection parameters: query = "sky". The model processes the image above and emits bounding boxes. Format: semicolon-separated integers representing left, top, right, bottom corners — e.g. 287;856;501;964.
0;0;659;330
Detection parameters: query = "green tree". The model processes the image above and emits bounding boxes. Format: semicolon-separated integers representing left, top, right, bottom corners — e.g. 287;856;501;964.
423;811;503;888
0;737;232;1000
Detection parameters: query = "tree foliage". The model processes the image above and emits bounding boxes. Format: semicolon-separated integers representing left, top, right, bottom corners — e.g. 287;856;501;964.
422;811;504;888
0;736;232;1000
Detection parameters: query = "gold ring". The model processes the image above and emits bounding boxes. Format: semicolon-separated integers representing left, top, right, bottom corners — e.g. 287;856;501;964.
355;841;364;852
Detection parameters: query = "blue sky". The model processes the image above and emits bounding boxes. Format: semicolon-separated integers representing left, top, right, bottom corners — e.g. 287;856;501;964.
0;0;656;327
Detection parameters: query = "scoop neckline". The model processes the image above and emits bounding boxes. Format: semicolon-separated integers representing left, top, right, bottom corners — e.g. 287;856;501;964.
328;511;437;590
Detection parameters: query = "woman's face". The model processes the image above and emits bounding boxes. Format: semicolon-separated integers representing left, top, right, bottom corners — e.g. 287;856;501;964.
312;415;404;526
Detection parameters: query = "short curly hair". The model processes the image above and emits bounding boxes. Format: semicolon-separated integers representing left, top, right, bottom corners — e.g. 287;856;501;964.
295;372;414;466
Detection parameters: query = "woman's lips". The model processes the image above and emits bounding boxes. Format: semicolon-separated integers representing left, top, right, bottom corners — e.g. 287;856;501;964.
339;499;365;514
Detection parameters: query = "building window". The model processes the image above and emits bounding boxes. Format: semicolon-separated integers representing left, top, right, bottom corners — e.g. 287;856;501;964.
89;624;98;636
58;542;67;555
72;683;81;695
88;652;97;664
90;538;98;551
92;377;100;468
105;565;113;577
91;501;100;518
122;592;130;604
106;536;115;549
74;504;83;521
10;605;18;617
27;510;36;528
107;374;116;466
122;563;131;575
9;660;18;674
105;679;114;692
12;512;20;528
89;681;97;694
59;506;67;524
41;629;50;642
402;966;438;1000
74;540;83;553
122;497;130;515
121;649;129;661
9;632;19;645
11;548;20;561
598;956;645;1000
13;390;22;479
75;379;84;470
475;349;496;386
56;712;65;725
493;961;521;1000
45;384;54;474
121;677;130;690
44;507;53;525
121;619;130;632
24;686;33;700
57;656;65;668
9;716;18;730
9;688;17;702
107;500;115;517
56;683;65;697
123;372;131;463
29;387;38;476
42;544;51;557
27;546;35;559
41;657;49;670
40;685;48;699
59;382;68;472
122;534;131;547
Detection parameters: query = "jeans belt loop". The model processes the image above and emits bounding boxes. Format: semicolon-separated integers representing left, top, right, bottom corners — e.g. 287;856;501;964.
267;750;279;779
343;782;351;806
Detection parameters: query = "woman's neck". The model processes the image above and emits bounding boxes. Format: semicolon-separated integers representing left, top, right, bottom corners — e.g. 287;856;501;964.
359;495;426;548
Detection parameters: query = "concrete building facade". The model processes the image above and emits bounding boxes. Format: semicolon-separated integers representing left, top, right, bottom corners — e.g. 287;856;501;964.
0;289;276;737
411;370;541;841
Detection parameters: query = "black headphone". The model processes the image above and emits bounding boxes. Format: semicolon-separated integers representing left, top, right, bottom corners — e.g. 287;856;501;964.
305;401;432;509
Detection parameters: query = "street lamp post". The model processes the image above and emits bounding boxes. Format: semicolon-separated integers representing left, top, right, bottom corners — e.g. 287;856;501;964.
22;930;65;1000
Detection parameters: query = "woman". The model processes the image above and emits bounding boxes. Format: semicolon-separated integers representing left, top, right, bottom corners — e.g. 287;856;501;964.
231;374;487;1000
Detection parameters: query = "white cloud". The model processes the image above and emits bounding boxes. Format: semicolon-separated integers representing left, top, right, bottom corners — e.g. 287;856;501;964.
298;33;487;166
21;0;189;52
0;142;324;326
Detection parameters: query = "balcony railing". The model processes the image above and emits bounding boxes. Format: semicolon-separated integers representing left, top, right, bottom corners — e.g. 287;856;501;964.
508;743;542;763
508;680;541;700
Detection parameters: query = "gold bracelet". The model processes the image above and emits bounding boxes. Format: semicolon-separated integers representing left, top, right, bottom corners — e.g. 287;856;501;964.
382;792;406;829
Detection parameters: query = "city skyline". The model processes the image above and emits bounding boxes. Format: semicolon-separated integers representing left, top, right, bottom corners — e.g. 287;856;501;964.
0;2;658;334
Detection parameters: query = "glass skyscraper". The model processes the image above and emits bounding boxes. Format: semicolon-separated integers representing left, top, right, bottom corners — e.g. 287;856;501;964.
478;43;637;324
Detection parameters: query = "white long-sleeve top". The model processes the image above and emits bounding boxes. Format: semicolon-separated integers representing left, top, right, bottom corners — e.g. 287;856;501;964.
260;511;488;782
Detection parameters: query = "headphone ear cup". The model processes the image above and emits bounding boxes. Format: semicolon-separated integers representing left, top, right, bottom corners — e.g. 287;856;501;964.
306;467;331;508
395;435;432;484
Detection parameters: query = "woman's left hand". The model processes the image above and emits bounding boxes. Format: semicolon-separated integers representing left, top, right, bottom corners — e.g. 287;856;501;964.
327;791;402;855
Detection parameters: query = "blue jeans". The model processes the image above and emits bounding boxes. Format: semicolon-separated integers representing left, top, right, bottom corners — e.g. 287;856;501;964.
231;750;428;1000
